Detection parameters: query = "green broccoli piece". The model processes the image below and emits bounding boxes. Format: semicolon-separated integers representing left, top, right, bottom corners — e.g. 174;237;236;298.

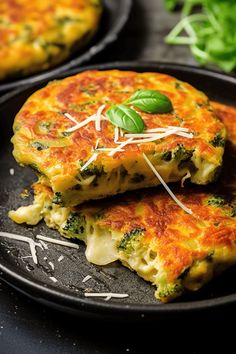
118;227;145;254
207;196;225;207
156;281;184;302
63;212;86;236
174;144;193;161
80;163;104;179
210;133;225;148
52;192;63;205
31;141;48;151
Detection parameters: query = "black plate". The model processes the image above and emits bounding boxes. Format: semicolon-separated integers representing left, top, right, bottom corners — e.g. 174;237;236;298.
1;62;236;321
0;0;132;94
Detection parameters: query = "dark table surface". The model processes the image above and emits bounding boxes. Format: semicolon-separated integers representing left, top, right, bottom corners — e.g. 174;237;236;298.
1;1;235;353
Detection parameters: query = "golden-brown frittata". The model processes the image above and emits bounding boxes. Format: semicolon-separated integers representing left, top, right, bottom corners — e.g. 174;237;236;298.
9;102;236;302
11;70;226;206
0;0;102;80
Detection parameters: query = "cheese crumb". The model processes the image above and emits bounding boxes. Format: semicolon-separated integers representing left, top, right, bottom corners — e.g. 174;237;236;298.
82;275;92;283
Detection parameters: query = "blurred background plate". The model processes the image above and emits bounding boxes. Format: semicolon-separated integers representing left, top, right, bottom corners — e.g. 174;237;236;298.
0;0;132;94
1;62;236;321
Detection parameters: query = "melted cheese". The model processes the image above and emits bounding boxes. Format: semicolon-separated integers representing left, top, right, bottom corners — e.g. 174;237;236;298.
85;226;119;265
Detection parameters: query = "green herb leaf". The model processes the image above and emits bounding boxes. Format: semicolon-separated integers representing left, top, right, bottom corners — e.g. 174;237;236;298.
164;0;236;73
126;89;173;114
164;0;178;11
106;104;144;133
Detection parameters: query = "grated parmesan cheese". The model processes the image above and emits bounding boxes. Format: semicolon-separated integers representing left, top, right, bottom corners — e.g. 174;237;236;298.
114;126;119;142
108;138;133;156
122;129;193;144
63;112;79;125
84;292;129;301
0;231;39;264
95;104;106;131
49;276;58;283
80;153;98;172
82;275;92;283
94;138;100;150
142;153;193;215
65;114;97;133
48;261;55;270
39;240;48;250
146;126;190;133
58;255;64;262
36;235;80;249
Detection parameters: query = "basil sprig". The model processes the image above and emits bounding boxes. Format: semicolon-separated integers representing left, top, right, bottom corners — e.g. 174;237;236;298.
106;104;144;134
127;89;173;114
106;89;173;133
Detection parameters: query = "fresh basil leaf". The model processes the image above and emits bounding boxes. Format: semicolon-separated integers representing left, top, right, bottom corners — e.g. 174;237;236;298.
106;104;144;133
127;89;173;114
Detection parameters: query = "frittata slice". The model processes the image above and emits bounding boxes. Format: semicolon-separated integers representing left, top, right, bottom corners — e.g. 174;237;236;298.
0;0;102;80
9;102;236;303
11;70;226;206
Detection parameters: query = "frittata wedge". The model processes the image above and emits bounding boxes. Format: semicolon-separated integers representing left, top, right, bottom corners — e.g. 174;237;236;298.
11;70;226;206
0;0;102;80
9;102;236;303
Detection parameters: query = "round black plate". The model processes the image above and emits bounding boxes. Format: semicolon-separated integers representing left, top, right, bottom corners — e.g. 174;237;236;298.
0;0;132;94
1;62;236;321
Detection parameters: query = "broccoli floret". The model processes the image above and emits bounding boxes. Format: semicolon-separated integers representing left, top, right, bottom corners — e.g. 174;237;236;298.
230;208;236;217
210;133;225;148
118;227;145;254
208;196;236;217
207;196;225;207
174;144;193;162
80;163;104;179
63;212;86;236
31;141;48;151
156;281;184;302
52;192;63;205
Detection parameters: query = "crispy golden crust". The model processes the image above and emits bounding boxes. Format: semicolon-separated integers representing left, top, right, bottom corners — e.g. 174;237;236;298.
12;70;226;205
212;102;236;146
88;103;236;283
212;102;236;194
0;0;102;80
9;101;236;302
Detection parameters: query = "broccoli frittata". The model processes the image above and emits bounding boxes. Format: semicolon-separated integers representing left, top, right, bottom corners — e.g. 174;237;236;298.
11;70;226;206
9;102;236;303
0;0;102;80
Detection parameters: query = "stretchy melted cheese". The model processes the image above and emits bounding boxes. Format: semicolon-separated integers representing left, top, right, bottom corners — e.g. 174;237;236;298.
9;102;236;303
0;0;102;80
11;70;226;206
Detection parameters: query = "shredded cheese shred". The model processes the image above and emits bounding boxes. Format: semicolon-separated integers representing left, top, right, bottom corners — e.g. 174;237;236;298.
142;153;193;215
0;231;39;264
36;235;80;249
84;292;129;301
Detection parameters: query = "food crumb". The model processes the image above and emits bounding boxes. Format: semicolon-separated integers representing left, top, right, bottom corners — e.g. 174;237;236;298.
82;275;92;283
9;168;14;176
49;276;58;283
20;188;29;199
